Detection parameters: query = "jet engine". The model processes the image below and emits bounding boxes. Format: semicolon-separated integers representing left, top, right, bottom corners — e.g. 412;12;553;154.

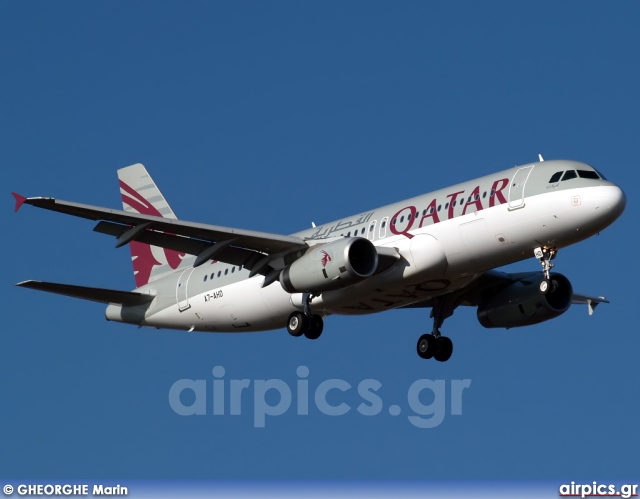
280;237;378;293
477;273;573;328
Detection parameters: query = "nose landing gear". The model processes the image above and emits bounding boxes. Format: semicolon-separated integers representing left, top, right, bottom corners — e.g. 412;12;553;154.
534;246;557;294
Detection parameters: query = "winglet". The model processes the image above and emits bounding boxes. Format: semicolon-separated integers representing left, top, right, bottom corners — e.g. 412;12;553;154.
11;192;27;212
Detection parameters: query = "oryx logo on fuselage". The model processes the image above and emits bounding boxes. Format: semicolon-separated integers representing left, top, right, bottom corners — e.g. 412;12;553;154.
320;250;332;268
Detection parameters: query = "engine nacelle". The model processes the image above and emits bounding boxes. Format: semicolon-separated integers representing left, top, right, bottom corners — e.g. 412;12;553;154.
280;237;378;293
477;273;573;329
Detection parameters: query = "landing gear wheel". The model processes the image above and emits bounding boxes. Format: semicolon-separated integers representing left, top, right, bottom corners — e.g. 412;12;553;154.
539;279;550;294
534;246;557;280
304;315;324;340
287;312;307;337
433;336;453;362
417;334;438;359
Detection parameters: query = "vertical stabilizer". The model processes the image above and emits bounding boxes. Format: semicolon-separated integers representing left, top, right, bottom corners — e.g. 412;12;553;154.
117;164;186;287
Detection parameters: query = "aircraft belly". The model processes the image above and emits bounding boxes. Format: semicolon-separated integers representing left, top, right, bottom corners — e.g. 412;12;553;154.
145;277;295;333
317;274;479;315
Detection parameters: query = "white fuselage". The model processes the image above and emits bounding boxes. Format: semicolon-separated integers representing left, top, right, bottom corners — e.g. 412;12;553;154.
106;161;625;332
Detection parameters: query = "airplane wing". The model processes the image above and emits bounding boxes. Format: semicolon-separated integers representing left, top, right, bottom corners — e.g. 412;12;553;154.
13;194;400;283
402;269;609;315
571;293;609;315
470;270;609;314
13;193;309;278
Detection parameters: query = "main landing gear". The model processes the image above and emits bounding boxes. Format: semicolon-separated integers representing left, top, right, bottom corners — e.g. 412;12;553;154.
417;294;456;362
534;246;558;294
287;312;324;340
287;293;324;340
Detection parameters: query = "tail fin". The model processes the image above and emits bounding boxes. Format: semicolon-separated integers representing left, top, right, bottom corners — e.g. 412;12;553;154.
118;164;187;287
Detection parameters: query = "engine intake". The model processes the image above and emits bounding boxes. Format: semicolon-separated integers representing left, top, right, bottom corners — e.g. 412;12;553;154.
280;237;378;293
477;273;573;329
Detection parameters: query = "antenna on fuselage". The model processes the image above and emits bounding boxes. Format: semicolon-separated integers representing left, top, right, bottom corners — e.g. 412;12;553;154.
311;222;316;228
538;154;545;162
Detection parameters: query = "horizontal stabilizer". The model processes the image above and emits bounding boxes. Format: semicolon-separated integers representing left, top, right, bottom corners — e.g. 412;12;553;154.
16;280;155;306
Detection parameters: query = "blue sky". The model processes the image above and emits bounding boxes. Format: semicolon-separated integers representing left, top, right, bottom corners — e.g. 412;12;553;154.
1;0;638;486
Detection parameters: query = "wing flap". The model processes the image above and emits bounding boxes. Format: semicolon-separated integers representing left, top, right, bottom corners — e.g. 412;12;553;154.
16;280;155;306
93;221;272;274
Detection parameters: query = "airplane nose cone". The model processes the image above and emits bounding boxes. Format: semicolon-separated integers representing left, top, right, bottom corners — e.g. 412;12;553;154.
606;185;626;219
593;184;626;229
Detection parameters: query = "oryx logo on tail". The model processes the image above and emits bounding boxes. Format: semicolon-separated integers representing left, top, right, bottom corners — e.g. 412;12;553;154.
118;164;186;287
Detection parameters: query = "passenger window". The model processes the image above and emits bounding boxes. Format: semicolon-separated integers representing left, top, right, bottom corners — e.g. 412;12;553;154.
204;275;207;282
217;271;221;277
224;269;228;275
211;273;215;279
379;217;389;239
231;267;235;273
422;209;427;216
367;221;377;241
549;171;563;183
562;170;577;181
578;170;600;179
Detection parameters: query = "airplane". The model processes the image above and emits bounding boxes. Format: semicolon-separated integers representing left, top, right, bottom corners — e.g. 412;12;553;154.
12;158;626;362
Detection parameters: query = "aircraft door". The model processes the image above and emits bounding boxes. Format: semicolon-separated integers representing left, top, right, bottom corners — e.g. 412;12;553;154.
176;268;194;311
508;165;534;209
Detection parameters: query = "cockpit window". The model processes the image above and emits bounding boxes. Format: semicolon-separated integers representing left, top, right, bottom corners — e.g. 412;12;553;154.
578;170;600;179
549;171;563;183
593;168;607;180
561;170;577;181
